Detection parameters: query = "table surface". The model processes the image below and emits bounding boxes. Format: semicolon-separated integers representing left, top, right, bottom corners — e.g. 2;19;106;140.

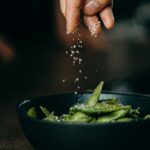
0;98;33;150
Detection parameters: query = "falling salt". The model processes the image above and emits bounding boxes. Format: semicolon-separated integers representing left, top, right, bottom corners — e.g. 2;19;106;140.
74;91;78;95
62;79;66;83
79;70;82;73
77;86;80;89
71;50;75;54
76;50;80;54
79;58;82;62
73;45;76;49
65;51;68;54
85;76;88;80
75;77;79;83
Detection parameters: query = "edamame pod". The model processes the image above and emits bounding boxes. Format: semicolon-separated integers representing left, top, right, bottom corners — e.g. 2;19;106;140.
97;106;131;123
86;81;104;107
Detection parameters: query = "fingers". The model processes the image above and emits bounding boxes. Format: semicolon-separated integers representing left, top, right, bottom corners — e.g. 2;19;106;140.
83;0;112;16
84;16;101;37
60;0;114;36
100;6;115;29
66;0;84;34
60;0;66;17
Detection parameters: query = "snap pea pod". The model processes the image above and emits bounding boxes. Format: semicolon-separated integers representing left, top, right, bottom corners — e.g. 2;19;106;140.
68;112;93;123
144;115;150;120
27;107;37;118
99;98;119;104
97;106;131;123
69;103;125;115
67;81;104;122
86;81;104;107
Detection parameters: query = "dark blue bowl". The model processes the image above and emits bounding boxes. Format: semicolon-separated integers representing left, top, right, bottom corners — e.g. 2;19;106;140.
17;92;150;150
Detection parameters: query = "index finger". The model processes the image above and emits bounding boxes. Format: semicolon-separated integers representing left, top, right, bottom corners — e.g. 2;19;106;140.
66;0;84;34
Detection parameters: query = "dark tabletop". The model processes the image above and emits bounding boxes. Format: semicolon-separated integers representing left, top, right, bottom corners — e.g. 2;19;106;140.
0;99;33;150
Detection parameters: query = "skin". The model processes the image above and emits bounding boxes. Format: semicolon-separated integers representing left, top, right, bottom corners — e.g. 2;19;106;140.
60;0;115;37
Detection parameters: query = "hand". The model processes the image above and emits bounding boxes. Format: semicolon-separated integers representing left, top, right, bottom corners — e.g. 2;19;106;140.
60;0;115;37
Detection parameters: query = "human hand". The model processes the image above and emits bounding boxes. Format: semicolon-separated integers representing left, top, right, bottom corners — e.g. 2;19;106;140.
60;0;115;37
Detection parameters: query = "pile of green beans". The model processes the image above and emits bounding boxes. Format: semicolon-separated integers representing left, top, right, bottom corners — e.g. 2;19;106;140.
27;81;150;124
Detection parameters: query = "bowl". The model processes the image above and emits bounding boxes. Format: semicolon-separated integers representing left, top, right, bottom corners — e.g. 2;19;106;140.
17;92;150;150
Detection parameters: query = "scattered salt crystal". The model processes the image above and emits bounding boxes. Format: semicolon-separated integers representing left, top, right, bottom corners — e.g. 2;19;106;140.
85;76;87;80
65;51;68;54
73;45;76;48
76;50;79;54
62;79;66;83
79;70;82;73
77;86;80;89
73;60;76;66
74;91;78;95
79;58;82;62
71;50;75;54
75;77;79;82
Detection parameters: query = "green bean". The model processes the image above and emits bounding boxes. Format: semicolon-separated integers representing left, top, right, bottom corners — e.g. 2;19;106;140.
86;81;104;107
97;106;131;123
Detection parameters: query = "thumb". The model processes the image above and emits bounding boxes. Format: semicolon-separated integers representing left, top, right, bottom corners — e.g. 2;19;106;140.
83;0;112;16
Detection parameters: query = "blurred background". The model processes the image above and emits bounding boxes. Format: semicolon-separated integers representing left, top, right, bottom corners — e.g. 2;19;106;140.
0;0;150;100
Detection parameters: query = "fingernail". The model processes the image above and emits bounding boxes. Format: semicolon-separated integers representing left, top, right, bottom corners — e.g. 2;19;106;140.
103;19;112;29
85;1;99;13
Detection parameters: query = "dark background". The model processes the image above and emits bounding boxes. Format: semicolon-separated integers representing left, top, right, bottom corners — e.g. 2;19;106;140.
0;0;150;100
0;0;150;149
0;0;150;99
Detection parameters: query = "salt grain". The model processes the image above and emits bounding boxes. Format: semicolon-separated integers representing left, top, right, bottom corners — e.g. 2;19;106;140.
75;77;79;82
79;69;82;73
74;91;78;95
62;79;66;83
